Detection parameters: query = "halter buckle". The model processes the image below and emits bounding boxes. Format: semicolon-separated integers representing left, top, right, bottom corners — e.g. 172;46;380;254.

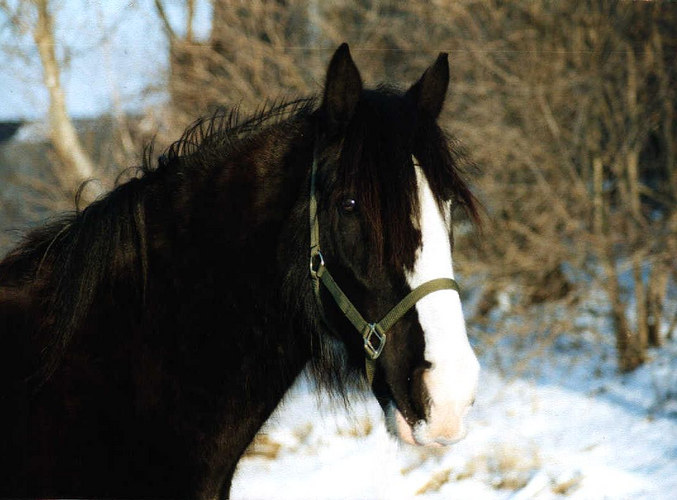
363;323;386;360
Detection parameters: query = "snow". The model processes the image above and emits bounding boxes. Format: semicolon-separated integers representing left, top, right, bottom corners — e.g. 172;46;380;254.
231;331;677;499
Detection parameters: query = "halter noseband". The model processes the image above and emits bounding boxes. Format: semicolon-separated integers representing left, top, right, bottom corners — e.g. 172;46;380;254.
309;154;460;384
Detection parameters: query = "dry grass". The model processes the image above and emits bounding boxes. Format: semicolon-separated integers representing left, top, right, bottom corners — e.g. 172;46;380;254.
461;445;541;492
551;472;583;496
292;422;314;445
336;417;373;438
415;468;452;495
243;434;282;460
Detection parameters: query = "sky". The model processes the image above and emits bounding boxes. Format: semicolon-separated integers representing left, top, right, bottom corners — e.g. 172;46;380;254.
0;0;211;121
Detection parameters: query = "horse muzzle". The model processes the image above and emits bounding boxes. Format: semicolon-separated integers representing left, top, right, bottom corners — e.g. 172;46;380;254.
386;355;479;447
392;405;469;447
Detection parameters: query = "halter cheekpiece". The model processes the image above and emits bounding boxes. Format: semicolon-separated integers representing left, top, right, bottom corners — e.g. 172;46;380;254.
308;152;460;384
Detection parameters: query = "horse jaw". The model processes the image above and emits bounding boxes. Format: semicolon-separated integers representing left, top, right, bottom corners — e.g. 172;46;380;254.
397;163;479;446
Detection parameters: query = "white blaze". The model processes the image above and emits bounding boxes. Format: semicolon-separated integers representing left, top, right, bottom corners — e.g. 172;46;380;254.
399;164;479;446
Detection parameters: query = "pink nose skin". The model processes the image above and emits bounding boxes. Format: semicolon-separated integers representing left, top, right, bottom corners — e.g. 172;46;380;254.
394;409;468;447
394;410;418;445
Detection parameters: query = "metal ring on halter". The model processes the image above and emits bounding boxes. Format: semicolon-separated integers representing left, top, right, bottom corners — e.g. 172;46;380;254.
363;323;386;360
309;250;325;279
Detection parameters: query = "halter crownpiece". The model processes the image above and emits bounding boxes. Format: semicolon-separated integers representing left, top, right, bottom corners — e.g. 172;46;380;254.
308;154;460;384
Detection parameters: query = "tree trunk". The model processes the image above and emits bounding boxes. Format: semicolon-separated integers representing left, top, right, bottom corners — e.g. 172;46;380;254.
594;151;643;372
647;262;670;347
593;156;604;235
627;147;648;362
631;252;648;358
32;0;101;201
602;249;643;372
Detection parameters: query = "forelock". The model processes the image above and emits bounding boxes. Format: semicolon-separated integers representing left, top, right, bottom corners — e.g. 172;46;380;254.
330;87;478;274
335;89;421;272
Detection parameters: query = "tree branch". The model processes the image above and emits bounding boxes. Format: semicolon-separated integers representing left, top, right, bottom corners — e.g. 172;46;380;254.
154;0;176;42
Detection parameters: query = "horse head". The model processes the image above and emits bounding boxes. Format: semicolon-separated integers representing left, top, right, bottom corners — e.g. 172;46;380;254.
309;44;480;446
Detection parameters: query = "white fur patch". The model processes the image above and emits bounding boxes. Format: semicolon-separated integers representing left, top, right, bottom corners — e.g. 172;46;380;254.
403;163;479;445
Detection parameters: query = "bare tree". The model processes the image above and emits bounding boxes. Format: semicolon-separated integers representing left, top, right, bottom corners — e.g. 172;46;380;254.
154;0;319;138
1;0;102;203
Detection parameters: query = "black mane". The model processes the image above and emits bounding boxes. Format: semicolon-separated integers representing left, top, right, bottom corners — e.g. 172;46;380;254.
1;98;318;384
154;97;317;171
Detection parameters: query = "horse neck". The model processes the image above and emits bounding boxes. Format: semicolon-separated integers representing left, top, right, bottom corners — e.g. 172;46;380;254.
143;121;316;382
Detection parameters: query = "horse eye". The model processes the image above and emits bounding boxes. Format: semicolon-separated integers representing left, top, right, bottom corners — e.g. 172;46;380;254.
340;198;357;212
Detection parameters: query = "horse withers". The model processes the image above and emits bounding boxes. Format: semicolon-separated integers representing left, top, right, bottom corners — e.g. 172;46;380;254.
0;44;479;498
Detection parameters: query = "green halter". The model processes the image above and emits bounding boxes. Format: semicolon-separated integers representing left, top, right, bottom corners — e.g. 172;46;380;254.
308;155;460;384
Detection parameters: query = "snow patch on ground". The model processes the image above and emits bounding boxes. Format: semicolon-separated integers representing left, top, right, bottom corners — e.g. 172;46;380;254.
232;335;677;499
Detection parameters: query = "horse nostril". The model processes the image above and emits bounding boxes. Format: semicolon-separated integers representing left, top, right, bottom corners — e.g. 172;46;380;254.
470;397;476;407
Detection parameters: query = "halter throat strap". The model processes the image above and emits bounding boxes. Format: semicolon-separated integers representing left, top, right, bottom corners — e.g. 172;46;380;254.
308;155;460;383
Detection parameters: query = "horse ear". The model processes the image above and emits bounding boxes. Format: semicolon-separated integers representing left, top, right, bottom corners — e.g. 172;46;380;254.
407;52;449;120
322;43;363;128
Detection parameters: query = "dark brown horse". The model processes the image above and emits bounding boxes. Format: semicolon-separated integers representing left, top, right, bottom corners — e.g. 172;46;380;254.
0;44;479;498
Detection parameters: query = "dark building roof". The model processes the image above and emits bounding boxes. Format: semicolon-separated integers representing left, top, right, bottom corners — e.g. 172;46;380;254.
0;121;23;144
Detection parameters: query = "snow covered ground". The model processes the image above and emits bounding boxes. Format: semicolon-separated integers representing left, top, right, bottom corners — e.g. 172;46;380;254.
232;329;677;499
